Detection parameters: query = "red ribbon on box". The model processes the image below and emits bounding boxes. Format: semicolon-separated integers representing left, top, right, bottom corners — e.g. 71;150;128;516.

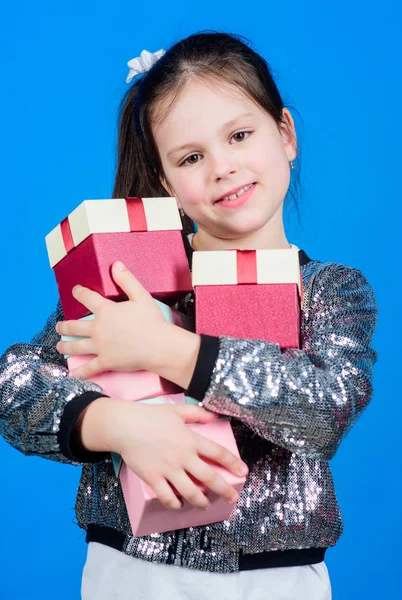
234;249;303;298
125;197;148;232
236;250;257;284
60;217;75;254
60;198;148;253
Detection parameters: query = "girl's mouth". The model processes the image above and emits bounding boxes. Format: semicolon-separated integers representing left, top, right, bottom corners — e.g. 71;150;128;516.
215;183;256;208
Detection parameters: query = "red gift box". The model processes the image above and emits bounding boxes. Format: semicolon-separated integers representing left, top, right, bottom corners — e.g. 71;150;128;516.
45;197;192;319
192;247;302;348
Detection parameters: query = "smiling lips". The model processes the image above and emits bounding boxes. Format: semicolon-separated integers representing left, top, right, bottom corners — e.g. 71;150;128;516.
215;182;255;203
214;182;257;209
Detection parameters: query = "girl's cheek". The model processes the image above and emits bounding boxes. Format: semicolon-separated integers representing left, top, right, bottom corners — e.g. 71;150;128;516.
179;173;204;202
181;190;201;211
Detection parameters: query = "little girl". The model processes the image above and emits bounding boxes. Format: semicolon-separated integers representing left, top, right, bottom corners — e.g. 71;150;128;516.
0;32;378;600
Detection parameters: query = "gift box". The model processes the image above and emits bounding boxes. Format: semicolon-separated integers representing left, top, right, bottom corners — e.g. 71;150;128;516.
46;197;192;319
66;355;180;401
192;246;302;348
61;299;193;401
113;393;245;536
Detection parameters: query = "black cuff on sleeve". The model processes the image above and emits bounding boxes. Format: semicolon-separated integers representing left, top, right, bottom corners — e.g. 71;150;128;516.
58;391;110;463
186;334;220;401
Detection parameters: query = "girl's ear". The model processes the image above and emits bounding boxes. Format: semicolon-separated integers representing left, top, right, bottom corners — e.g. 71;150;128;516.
280;108;297;162
160;175;174;196
159;176;183;212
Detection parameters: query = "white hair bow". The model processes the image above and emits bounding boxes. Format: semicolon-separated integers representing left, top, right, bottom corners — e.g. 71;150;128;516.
126;49;166;83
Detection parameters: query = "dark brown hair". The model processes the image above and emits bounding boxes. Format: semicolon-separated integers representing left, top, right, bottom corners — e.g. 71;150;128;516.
112;31;301;236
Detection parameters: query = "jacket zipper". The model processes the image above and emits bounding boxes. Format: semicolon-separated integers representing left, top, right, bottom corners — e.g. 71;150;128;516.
173;529;185;566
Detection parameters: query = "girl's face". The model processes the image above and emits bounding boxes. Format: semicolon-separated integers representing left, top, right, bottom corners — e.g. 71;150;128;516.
153;77;297;249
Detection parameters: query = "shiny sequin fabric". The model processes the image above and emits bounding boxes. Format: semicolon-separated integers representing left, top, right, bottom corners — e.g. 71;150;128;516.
0;258;378;573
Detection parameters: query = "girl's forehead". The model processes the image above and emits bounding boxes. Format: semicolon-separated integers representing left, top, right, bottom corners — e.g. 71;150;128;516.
153;78;263;137
179;76;250;101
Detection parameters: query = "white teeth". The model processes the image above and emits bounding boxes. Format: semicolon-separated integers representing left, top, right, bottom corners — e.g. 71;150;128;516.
220;183;253;202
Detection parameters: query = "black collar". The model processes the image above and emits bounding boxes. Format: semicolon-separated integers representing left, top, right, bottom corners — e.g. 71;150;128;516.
182;233;312;269
299;249;312;266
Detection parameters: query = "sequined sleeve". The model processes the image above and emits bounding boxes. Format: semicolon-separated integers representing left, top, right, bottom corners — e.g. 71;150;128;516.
193;263;378;460
0;301;106;464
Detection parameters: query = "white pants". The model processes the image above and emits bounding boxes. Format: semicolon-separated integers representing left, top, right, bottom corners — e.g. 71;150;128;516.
81;542;332;600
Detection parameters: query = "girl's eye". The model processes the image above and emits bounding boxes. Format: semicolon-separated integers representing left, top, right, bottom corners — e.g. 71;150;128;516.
180;153;202;167
231;131;251;143
179;131;252;166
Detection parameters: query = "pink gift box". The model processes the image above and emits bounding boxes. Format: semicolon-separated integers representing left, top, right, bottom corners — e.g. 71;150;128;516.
67;355;180;400
193;247;302;348
46;197;192;320
117;396;245;536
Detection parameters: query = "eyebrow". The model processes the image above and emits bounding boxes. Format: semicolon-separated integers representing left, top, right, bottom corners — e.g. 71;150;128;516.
166;112;255;159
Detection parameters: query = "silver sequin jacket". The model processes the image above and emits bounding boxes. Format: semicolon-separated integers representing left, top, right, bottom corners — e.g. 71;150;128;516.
0;252;378;573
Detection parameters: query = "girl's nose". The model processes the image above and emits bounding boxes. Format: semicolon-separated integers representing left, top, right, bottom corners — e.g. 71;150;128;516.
210;152;238;181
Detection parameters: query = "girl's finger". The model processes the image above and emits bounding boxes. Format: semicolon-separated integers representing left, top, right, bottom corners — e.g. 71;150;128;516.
194;431;248;480
184;454;240;505
72;285;109;313
175;404;221;424
57;338;96;358
68;356;103;379
111;262;151;303
56;319;93;337
163;466;210;510
145;474;183;511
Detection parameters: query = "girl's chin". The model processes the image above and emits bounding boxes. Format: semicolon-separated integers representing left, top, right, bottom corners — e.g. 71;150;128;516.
207;226;267;243
217;217;267;236
195;210;275;240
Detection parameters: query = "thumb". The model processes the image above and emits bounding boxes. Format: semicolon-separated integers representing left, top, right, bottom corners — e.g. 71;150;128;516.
177;404;220;424
111;261;150;303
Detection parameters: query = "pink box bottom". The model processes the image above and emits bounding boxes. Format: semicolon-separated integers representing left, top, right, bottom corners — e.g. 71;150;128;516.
67;355;180;401
119;419;246;536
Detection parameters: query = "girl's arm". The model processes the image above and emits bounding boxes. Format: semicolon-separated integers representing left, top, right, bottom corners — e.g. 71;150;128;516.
54;260;377;463
0;300;108;464
181;262;378;461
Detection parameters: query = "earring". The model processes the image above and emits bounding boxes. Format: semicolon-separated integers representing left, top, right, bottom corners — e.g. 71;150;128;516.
289;160;295;170
179;207;185;217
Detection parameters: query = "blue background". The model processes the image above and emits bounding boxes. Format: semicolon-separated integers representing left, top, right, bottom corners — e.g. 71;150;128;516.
1;1;401;598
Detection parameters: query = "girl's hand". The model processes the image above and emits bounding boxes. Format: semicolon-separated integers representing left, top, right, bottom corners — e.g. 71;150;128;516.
81;397;248;510
55;261;169;378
